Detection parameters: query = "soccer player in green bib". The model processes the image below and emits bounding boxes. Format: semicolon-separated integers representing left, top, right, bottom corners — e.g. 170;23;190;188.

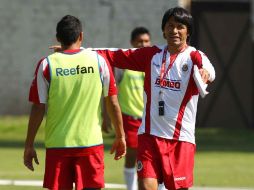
24;15;126;190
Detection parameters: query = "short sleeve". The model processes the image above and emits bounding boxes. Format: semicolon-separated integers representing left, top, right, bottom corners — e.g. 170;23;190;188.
29;58;50;104
190;49;216;82
97;54;117;97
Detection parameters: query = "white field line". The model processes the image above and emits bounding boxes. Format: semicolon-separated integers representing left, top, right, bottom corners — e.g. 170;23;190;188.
0;180;42;186
0;179;253;190
0;179;126;188
190;188;254;190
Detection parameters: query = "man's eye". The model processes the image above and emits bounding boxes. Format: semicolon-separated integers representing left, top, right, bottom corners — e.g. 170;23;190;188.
178;24;185;29
167;25;174;30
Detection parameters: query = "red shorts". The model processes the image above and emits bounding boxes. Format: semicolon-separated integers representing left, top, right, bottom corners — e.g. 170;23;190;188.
43;145;104;190
122;113;142;148
137;134;196;190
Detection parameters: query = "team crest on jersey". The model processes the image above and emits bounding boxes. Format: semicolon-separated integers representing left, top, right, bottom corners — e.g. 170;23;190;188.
137;160;143;171
182;63;188;72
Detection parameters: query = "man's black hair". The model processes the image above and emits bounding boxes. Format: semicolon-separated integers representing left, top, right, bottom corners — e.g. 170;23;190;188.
161;7;193;41
130;27;150;42
56;15;82;46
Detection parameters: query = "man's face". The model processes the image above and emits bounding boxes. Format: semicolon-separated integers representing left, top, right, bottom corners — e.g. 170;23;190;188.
163;16;188;48
131;33;151;48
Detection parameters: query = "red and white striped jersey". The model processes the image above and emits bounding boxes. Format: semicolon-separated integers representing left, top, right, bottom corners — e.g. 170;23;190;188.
97;45;215;144
29;49;117;104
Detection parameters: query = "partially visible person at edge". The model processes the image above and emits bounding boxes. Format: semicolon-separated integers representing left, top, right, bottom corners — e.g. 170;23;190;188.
23;15;126;190
115;27;151;190
96;7;216;190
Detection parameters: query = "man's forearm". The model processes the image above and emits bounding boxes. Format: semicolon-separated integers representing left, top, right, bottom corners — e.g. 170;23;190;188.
25;103;45;148
105;95;125;138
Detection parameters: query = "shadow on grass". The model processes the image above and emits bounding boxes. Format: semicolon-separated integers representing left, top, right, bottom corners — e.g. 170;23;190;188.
0;138;114;151
105;127;254;153
1;127;253;153
0;134;114;151
0;140;44;149
195;126;254;152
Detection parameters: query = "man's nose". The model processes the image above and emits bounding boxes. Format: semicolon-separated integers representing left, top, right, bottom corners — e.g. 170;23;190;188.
171;27;178;33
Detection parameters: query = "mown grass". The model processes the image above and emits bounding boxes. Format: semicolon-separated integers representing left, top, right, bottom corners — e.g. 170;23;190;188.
0;116;254;189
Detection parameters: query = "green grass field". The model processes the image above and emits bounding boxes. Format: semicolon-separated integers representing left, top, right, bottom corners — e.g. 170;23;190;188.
0;116;254;189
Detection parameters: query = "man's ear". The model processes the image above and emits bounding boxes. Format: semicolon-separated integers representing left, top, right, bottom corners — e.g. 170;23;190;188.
79;32;84;42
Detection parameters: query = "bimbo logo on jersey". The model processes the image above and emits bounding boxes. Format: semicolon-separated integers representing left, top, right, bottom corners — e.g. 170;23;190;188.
56;65;94;76
155;77;181;91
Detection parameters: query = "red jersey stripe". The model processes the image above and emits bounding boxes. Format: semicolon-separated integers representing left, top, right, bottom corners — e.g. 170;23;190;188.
43;63;50;83
173;68;199;140
144;60;152;134
106;60;117;96
190;50;203;69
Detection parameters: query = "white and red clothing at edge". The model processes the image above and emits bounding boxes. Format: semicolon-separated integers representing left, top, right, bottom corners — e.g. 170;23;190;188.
97;45;215;145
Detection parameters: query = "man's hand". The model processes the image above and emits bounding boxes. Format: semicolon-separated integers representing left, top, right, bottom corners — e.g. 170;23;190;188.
23;147;39;171
110;137;126;160
199;68;210;84
49;45;62;52
24;104;44;171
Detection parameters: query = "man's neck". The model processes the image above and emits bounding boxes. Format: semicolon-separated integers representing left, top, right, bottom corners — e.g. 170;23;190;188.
61;43;81;51
167;43;187;54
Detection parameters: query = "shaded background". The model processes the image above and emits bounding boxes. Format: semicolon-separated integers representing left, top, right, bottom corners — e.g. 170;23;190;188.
0;0;177;114
0;0;253;129
191;0;253;128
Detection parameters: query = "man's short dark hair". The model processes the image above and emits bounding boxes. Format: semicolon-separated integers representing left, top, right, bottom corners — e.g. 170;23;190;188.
161;7;193;41
130;27;150;42
56;15;82;46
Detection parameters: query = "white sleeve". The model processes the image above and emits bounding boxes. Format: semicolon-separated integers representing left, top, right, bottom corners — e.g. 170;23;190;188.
98;55;110;97
36;59;49;103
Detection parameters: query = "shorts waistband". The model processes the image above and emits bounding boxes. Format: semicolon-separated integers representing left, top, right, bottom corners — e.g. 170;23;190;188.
122;113;142;121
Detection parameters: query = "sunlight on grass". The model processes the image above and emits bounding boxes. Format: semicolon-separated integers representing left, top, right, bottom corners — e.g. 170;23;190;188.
195;152;254;187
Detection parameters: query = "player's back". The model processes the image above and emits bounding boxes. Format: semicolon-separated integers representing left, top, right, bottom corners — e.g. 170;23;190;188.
45;49;103;148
